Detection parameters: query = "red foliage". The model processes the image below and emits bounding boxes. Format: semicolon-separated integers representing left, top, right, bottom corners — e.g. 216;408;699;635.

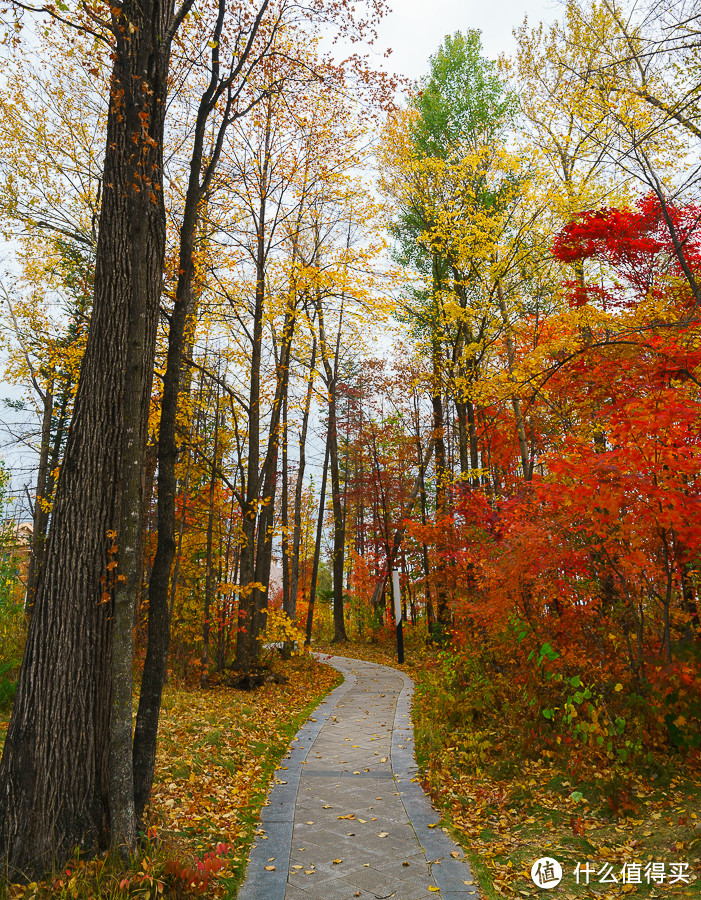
552;194;701;308
405;196;701;716
165;842;233;892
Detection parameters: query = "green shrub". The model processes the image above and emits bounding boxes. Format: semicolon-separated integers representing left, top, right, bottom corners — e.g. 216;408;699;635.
0;583;25;714
0;464;27;714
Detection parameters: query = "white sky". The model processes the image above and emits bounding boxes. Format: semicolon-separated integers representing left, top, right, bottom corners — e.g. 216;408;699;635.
370;0;562;82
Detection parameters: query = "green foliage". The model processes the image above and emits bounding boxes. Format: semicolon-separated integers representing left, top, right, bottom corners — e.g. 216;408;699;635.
0;464;25;715
414;649;499;774
412;30;515;159
391;29;515;278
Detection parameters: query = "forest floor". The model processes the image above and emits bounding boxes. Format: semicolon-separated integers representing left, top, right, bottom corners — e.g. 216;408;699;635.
0;634;699;898
0;653;341;899
314;632;701;900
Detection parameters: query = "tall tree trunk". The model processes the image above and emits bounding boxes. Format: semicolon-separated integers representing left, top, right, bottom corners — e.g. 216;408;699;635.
454;397;480;488
132;0;271;811
216;490;238;669
328;387;347;643
110;9;173;851
142;436;159;594
316;292;347;644
0;0;173;869
454;398;470;480
432;346;449;628
25;377;53;613
496;281;531;481
168;366;203;624
27;383;69;614
305;433;330;647
251;307;297;645
201;385;220;687
288;339;316;621
416;428;434;633
466;398;479;483
235;112;272;671
281;384;290;615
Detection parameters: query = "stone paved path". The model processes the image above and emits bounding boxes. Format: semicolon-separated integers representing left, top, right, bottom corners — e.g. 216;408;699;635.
240;655;479;900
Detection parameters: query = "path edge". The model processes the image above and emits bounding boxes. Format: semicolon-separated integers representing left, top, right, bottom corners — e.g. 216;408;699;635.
237;656;357;900
391;664;480;899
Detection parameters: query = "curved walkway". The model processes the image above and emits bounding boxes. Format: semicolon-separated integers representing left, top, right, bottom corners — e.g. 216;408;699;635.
240;655;479;900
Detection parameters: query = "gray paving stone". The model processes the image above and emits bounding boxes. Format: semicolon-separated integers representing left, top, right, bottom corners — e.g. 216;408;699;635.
238;655;478;900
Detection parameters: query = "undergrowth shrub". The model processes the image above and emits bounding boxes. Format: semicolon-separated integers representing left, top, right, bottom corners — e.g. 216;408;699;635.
415;628;701;784
0;522;26;714
0;828;236;898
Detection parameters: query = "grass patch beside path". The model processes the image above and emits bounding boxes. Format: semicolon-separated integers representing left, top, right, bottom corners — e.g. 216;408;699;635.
416;745;701;900
0;653;341;899
411;659;701;900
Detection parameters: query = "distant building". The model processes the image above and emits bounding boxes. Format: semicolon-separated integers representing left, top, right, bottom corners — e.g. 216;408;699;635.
2;520;32;556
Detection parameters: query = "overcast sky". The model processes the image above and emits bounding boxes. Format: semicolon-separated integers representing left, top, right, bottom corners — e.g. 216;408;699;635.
370;0;562;83
0;0;567;514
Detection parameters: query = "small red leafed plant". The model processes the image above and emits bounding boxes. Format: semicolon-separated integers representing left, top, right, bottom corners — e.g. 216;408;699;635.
164;842;235;893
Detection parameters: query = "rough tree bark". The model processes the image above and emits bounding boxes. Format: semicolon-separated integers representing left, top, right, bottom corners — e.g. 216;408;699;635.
0;0;176;870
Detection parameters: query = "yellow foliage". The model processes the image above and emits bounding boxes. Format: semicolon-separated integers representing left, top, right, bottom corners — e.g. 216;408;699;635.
258;608;305;649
